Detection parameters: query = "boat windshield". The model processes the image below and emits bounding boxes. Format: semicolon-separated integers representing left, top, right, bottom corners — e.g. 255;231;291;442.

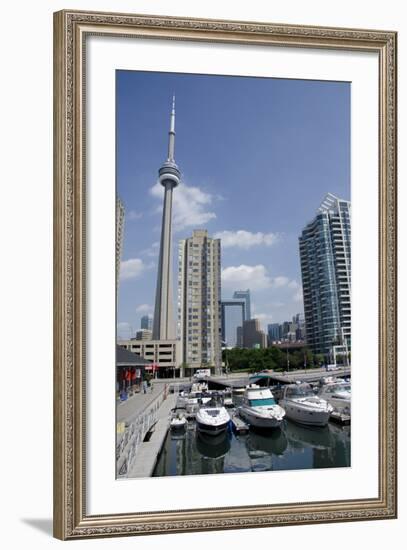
335;384;351;393
286;385;314;398
249;397;276;407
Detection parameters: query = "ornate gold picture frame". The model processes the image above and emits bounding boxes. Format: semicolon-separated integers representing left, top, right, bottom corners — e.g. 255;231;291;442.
53;9;397;540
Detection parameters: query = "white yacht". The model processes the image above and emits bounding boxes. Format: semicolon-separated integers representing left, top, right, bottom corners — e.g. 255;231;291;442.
317;378;351;415
238;385;285;429
196;404;231;435
279;383;333;427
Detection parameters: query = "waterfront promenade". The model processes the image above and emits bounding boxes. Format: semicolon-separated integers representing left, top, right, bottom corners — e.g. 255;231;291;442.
117;382;174;477
117;382;168;424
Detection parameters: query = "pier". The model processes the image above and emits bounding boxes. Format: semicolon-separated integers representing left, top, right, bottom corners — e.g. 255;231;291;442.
196;366;351;391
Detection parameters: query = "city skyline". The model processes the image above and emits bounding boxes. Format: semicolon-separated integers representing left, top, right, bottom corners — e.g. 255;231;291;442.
117;70;350;339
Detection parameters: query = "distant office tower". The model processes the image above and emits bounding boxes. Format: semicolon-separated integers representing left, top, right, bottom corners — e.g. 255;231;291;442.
178;230;222;372
233;289;251;320
296;313;306;341
242;319;267;349
152;97;180;341
221;300;245;348
140;315;153;331
135;329;153;341
116;196;125;300
267;323;280;344
236;326;243;348
299;193;351;356
280;321;291;340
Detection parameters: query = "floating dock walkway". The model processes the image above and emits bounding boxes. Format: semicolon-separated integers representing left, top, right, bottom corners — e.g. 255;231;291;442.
230;411;249;434
330;410;351;425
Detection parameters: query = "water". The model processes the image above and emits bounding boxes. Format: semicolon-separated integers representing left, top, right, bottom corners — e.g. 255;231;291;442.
153;416;351;477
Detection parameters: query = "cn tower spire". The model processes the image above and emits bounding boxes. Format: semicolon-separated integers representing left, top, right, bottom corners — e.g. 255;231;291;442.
167;95;176;162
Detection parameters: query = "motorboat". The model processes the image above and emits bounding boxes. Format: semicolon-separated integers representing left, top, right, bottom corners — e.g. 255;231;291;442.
279;382;333;427
196;402;231;435
177;386;213;411
238;384;285;429
317;378;351;415
222;389;234;408
170;411;187;430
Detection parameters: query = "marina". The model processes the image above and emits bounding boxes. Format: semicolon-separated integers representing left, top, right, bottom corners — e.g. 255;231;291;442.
117;371;351;479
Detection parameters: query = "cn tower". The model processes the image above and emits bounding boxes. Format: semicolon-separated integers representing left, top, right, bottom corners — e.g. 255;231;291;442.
152;97;180;340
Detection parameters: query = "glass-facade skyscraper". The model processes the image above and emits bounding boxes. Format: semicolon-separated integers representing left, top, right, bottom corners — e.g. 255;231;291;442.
221;300;245;348
232;290;251;321
267;323;280;343
299;193;351;357
140;315;153;331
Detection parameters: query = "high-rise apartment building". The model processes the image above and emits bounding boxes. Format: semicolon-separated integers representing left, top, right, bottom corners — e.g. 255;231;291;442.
299;193;351;357
232;290;251;321
178;230;222;373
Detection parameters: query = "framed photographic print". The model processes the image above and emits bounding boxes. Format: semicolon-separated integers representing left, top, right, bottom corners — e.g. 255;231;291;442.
53;9;397;540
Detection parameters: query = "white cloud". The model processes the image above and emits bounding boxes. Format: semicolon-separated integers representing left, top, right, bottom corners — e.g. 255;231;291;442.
136;303;153;313
293;288;304;303
117;322;133;339
120;258;147;280
222;265;300;292
141;241;160;258
214;230;279;249
222;264;272;290
127;210;143;221
288;280;300;289
150;181;216;231
272;276;290;288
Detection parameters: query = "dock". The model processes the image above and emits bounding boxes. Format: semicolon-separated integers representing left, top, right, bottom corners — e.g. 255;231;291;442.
230;411;249;434
330;411;351;425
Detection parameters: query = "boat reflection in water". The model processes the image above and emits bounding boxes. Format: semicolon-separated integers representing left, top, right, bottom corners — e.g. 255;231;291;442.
284;420;351;468
285;421;332;450
153;416;350;477
247;428;287;456
196;431;231;459
245;428;288;471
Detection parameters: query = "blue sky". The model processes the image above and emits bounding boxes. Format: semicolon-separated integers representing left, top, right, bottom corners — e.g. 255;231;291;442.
117;70;350;339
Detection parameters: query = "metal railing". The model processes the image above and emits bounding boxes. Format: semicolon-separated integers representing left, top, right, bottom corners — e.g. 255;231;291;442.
116;386;168;477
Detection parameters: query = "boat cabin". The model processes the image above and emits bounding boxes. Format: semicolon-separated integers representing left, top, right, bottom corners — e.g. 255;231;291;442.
282;383;315;399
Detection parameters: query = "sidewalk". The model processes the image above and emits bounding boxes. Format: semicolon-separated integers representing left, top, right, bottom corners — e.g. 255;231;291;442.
117;383;167;424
